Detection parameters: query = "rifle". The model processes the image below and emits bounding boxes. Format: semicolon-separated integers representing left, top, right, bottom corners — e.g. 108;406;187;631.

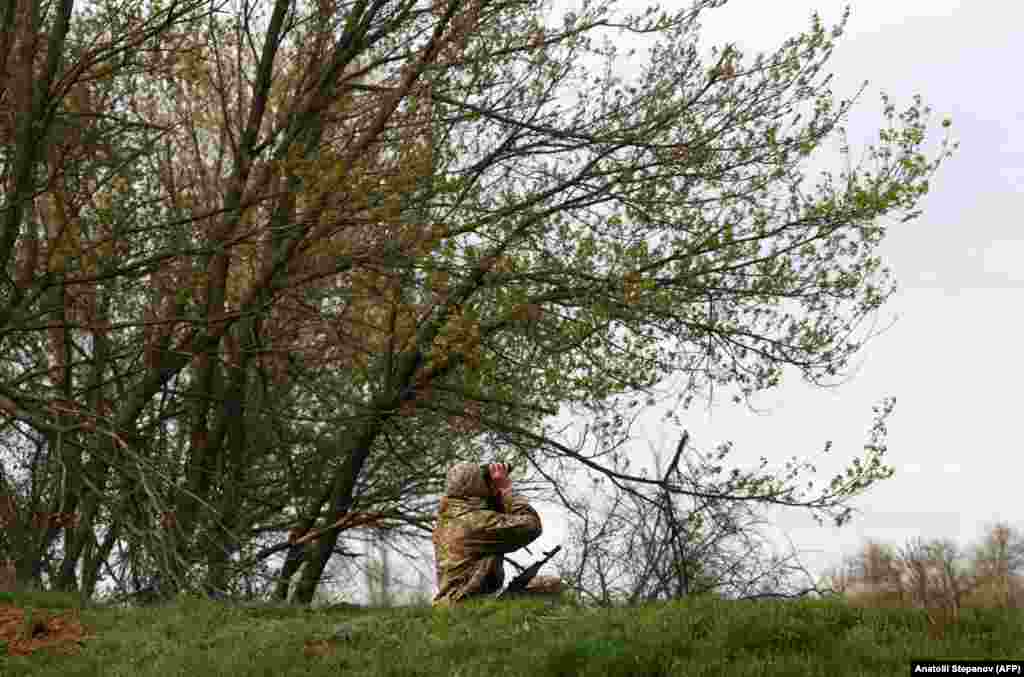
497;545;562;598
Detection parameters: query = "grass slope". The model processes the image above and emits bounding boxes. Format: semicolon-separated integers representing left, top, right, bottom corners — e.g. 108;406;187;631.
1;590;1022;676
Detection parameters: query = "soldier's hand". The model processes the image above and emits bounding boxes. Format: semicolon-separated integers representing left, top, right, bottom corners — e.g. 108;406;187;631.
487;463;512;494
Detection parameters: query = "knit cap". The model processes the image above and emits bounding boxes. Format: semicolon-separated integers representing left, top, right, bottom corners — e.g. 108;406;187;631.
445;462;491;498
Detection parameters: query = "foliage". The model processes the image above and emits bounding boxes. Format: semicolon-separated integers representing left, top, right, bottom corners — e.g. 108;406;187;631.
0;0;955;604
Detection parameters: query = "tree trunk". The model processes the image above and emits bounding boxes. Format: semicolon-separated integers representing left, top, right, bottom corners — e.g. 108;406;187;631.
290;418;385;605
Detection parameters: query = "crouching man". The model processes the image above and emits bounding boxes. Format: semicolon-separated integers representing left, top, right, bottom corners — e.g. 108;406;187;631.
432;462;562;606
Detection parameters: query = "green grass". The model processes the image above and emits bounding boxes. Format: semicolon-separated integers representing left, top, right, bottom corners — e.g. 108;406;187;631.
2;590;1022;676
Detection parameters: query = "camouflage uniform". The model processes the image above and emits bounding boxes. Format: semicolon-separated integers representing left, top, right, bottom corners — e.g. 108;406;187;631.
432;463;561;606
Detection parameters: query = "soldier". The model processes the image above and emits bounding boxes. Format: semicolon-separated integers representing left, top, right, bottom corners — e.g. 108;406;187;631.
432;462;561;606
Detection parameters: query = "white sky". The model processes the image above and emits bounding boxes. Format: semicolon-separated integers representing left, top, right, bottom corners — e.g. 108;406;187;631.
495;0;1024;595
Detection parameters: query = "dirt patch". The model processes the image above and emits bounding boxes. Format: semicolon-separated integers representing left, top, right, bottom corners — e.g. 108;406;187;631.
0;603;95;656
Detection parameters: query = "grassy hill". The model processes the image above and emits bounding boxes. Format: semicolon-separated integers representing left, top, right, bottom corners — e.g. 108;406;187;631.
1;589;1021;676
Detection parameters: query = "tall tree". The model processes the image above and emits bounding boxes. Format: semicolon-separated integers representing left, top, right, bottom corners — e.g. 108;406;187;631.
0;0;955;604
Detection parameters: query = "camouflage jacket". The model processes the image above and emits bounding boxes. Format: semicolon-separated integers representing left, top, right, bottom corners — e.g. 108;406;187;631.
432;493;541;606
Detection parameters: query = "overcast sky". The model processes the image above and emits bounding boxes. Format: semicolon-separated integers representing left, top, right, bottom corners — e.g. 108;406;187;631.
493;0;1024;596
343;0;1024;603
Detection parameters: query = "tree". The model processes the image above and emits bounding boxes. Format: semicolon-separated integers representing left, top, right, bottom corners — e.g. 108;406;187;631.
0;0;955;605
833;536;975;614
923;539;972;616
365;532;393;607
819;539;904;607
970;522;1024;608
562;431;833;605
0;0;222;593
858;540;902;592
